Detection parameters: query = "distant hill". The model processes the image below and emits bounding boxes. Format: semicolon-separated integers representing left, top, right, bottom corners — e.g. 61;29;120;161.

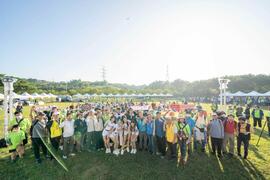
0;74;270;97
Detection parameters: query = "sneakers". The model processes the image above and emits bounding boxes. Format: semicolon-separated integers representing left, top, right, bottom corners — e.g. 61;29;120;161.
113;149;119;156
130;149;137;154
59;146;63;150
121;149;124;155
62;155;67;159
105;148;111;154
70;153;76;157
127;147;130;153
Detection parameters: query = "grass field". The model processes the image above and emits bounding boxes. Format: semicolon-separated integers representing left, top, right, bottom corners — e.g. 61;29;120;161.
0;103;269;180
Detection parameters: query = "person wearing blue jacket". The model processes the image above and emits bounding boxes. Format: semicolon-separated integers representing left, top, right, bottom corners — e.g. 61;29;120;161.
146;114;154;154
155;112;165;158
185;113;195;155
137;111;147;151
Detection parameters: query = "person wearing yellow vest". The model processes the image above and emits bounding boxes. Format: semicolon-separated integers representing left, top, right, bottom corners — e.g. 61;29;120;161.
46;112;62;158
164;116;177;161
251;105;264;128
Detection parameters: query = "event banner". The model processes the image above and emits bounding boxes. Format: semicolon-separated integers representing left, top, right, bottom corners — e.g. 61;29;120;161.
170;104;195;112
130;105;150;111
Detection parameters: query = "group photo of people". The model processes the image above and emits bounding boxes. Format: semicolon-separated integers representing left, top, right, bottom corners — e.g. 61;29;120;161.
6;101;270;167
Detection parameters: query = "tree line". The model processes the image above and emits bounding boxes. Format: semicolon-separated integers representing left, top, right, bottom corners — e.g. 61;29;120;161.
0;74;270;97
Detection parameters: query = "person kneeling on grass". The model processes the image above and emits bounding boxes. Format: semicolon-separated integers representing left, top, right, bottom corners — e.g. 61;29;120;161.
102;116;116;154
7;124;25;163
237;116;251;159
129;121;139;154
60;112;75;159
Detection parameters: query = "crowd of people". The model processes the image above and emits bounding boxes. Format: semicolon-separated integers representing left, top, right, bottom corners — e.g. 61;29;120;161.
5;101;270;166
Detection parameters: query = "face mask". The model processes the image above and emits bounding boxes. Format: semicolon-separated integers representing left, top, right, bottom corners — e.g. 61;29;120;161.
16;116;22;120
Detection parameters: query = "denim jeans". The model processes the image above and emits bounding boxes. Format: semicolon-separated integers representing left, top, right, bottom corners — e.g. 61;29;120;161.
178;140;187;159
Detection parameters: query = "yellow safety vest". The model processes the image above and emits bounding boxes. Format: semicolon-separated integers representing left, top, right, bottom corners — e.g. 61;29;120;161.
50;121;62;138
166;124;175;143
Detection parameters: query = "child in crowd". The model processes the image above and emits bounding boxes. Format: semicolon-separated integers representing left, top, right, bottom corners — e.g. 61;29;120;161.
129;121;139;154
7;124;25;162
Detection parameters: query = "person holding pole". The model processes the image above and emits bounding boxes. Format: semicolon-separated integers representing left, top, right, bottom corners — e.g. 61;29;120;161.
237;116;251;159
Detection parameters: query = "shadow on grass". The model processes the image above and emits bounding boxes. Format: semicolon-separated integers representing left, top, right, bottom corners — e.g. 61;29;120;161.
249;144;266;161
221;154;266;180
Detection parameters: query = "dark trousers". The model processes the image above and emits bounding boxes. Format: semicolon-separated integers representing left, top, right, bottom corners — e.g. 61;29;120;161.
94;131;104;150
178;140;187;159
139;132;147;150
253;118;262;128
50;136;61;151
166;141;176;159
156;136;166;156
211;137;223;156
237;134;249;158
23;133;28;145
32;138;47;160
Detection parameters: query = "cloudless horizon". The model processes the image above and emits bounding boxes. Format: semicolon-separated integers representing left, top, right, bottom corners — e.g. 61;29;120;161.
1;0;270;85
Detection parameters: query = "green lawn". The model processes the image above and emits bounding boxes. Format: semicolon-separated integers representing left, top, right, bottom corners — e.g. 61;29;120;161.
0;103;269;180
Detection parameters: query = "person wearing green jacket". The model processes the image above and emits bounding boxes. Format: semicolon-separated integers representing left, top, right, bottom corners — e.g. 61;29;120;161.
9;111;31;146
175;115;191;165
7;124;25;162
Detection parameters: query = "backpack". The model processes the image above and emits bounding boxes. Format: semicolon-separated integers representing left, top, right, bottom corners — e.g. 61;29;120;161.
177;122;188;140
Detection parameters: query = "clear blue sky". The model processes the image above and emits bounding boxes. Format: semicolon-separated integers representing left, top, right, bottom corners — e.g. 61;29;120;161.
1;0;270;85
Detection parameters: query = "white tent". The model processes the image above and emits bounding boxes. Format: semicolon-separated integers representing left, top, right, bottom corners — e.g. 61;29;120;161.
40;93;50;98
222;92;234;96
246;91;262;97
231;91;246;97
20;92;33;99
31;93;41;99
48;93;57;98
262;91;270;96
107;93;114;97
83;93;91;98
91;93;97;97
99;93;106;97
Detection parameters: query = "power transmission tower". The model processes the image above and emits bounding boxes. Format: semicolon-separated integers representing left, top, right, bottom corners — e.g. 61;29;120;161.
101;66;106;82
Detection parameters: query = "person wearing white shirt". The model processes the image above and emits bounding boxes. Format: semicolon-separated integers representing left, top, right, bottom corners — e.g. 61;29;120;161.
85;110;97;152
103;116;116;154
59;112;75;159
94;111;104;151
